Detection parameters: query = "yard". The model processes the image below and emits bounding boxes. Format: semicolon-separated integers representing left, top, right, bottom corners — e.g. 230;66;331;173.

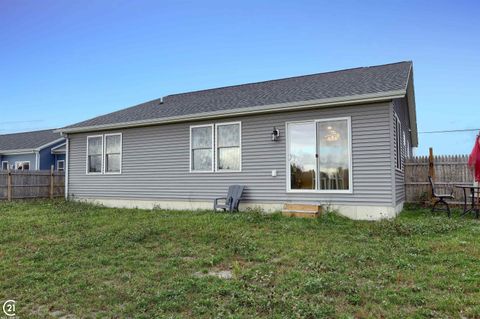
0;201;479;318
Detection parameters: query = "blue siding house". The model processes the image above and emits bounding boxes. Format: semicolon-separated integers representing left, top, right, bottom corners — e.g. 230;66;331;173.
0;129;66;171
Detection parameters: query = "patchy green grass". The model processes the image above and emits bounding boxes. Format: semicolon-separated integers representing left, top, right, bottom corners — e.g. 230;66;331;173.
0;200;479;318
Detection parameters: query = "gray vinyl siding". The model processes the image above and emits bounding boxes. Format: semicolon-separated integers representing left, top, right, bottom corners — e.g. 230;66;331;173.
67;102;394;206
392;98;412;205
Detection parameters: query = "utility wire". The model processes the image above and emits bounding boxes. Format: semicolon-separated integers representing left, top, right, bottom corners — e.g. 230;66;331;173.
419;128;480;134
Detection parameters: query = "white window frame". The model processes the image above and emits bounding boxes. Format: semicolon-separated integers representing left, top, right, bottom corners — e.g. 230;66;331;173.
86;135;104;175
189;124;214;173
395;114;402;172
1;161;8;170
285;116;353;194
15;161;30;171
104;133;122;175
57;160;65;172
215;121;242;173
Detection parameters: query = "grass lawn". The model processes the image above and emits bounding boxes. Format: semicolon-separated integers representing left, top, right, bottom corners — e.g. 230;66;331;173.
0;201;479;318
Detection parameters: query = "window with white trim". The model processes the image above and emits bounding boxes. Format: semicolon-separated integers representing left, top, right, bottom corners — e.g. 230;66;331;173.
287;117;352;192
105;134;122;173
395;116;402;170
216;122;241;171
190;122;242;172
57;160;65;172
191;125;213;172
2;161;9;170
87;136;103;173
15;161;30;171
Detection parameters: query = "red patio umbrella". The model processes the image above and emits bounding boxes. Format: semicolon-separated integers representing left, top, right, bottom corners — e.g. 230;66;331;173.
468;134;480;182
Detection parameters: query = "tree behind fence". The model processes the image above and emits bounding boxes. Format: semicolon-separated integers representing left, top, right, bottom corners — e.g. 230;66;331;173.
405;154;473;205
0;170;65;200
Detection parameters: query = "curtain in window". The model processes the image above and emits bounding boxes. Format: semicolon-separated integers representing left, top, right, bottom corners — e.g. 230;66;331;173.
217;124;240;171
191;126;213;171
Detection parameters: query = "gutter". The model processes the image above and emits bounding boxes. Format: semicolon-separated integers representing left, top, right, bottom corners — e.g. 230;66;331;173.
0;149;37;155
405;66;419;147
56;90;406;134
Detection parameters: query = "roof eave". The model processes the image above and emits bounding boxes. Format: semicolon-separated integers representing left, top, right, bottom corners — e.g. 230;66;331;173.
34;138;66;151
50;142;67;154
57;90;406;134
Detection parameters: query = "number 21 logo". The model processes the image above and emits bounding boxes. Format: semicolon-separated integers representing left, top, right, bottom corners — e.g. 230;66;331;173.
2;300;16;317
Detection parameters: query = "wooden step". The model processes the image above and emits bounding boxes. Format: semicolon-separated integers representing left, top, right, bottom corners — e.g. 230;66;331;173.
282;203;323;218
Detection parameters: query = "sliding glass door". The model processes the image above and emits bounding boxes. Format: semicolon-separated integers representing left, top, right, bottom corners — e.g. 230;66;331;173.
288;117;352;193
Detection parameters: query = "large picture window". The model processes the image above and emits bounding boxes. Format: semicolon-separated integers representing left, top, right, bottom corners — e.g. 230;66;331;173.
287;117;352;193
216;122;241;171
191;125;213;172
105;134;122;173
87;135;103;173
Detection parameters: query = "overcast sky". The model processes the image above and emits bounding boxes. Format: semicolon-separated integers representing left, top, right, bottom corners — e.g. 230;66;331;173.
1;0;479;155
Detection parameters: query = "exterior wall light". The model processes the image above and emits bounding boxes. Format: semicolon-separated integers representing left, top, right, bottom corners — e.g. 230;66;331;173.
271;127;280;141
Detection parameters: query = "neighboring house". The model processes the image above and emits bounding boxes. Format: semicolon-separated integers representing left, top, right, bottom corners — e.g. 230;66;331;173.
0;129;66;171
58;61;417;220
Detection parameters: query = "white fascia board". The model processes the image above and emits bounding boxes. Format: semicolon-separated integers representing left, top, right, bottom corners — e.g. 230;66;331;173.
50;142;67;154
57;90;406;134
35;138;67;151
51;142;67;151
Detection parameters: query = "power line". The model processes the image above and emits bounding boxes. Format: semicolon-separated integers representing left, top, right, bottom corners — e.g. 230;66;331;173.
0;119;44;125
419;128;480;134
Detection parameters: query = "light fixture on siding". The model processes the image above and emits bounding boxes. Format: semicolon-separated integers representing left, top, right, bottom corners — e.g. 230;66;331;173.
271;127;280;141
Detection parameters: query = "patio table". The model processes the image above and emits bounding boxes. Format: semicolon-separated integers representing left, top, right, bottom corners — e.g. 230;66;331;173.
455;185;480;219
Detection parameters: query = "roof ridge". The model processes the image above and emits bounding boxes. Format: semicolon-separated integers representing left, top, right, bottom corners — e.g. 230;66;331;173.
164;61;412;99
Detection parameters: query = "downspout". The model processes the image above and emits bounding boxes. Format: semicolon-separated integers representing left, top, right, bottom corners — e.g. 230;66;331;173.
65;136;69;200
35;151;40;170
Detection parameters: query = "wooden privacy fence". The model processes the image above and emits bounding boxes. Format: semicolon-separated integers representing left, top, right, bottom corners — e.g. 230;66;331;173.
0;168;65;200
405;153;473;205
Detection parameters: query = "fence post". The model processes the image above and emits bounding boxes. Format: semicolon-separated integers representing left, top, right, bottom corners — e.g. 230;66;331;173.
50;165;54;200
428;147;435;204
7;169;12;201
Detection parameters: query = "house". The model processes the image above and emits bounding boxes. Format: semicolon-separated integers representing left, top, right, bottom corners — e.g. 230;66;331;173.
58;61;417;220
0;129;66;171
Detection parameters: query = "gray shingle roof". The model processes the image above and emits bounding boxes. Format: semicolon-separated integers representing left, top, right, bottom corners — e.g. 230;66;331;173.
0;129;64;152
64;61;412;130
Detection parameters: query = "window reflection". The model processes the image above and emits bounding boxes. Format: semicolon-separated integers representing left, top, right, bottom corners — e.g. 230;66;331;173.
317;120;349;190
288;122;316;190
288;119;350;191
